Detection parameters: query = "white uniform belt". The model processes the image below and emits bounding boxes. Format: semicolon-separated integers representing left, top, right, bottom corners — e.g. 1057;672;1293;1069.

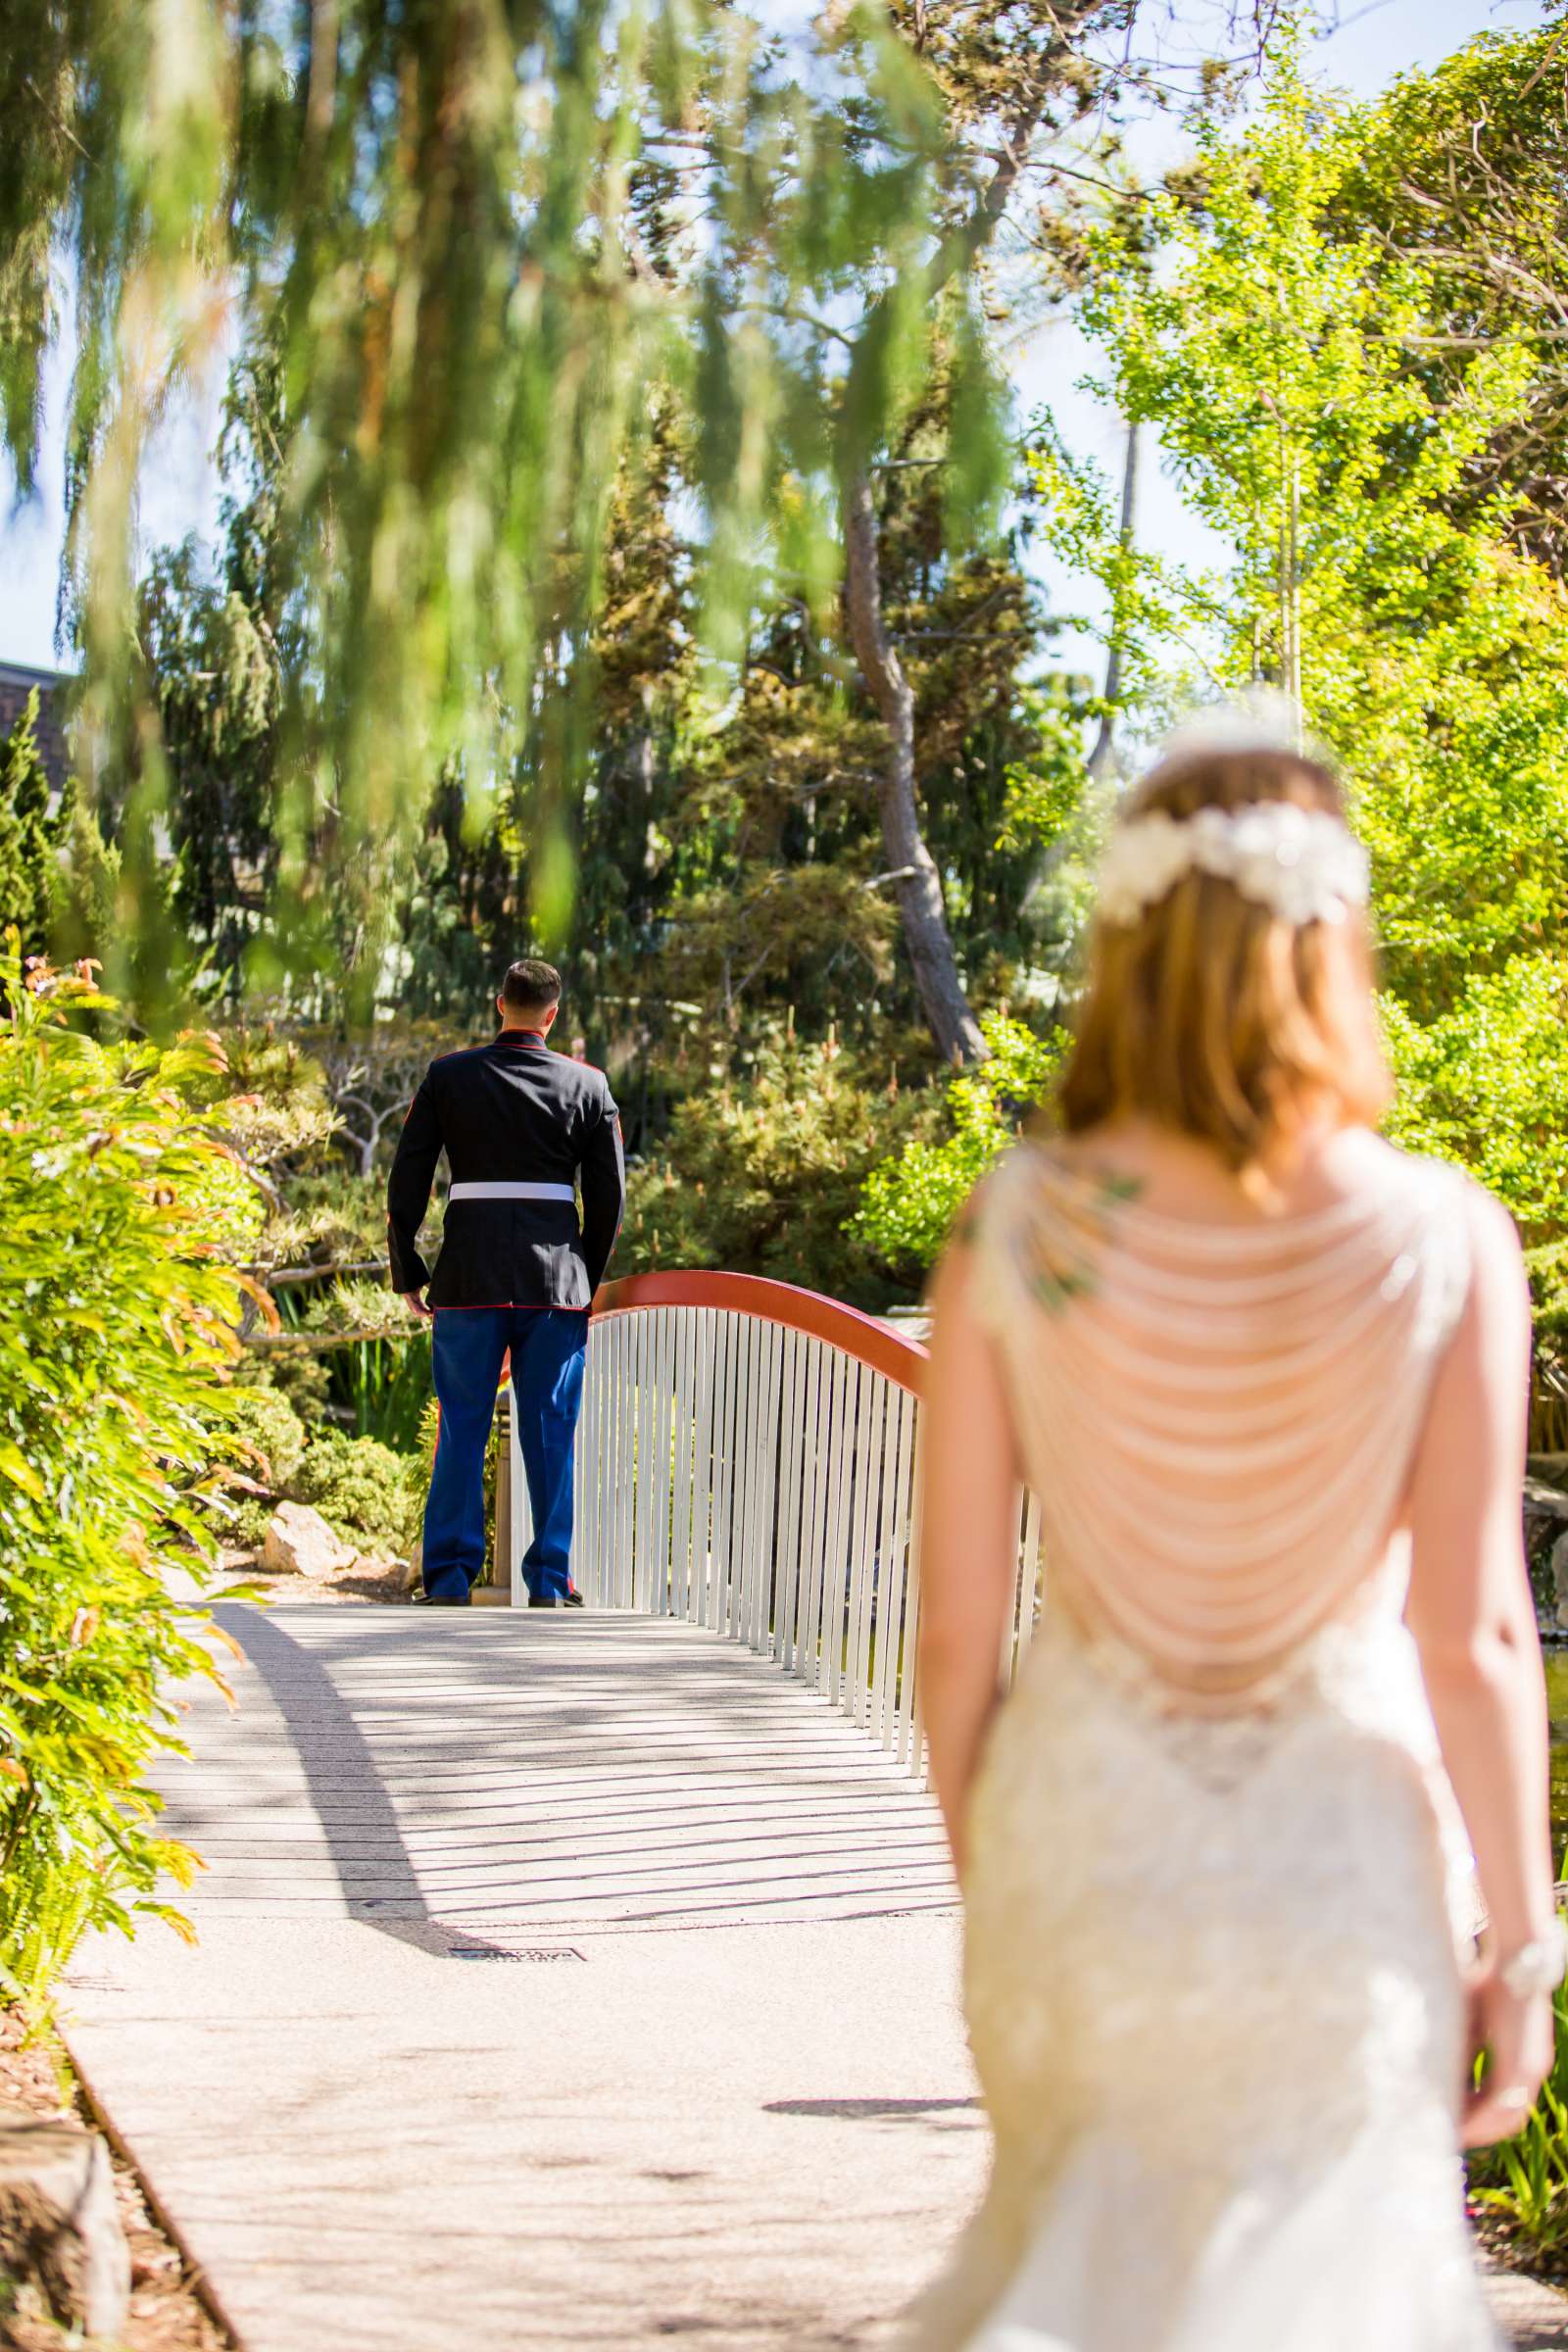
448;1181;575;1202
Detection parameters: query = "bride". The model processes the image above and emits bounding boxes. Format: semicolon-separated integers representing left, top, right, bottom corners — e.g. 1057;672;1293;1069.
908;720;1559;2350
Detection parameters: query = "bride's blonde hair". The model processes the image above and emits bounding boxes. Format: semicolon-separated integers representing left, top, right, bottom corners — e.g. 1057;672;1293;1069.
1057;744;1389;1169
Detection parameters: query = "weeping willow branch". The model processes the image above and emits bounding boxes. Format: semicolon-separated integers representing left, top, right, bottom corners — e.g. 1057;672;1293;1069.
0;0;972;993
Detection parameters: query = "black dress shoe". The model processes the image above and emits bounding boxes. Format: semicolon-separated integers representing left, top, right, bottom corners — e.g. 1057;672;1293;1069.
414;1589;471;1606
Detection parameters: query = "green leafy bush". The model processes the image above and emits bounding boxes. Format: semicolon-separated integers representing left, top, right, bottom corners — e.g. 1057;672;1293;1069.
1383;964;1568;1440
212;1386;310;1550
1383;962;1568;1250
228;1387;308;1491
853;1012;1067;1277
0;942;255;1997
262;1274;433;1450
622;1031;930;1309
294;1431;423;1554
225;1495;275;1551
255;1346;333;1423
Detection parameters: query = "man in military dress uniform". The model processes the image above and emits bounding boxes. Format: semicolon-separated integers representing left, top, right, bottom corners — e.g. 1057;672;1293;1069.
386;959;625;1606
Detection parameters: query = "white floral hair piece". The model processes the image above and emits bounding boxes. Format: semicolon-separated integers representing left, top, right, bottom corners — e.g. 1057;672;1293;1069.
1097;801;1371;930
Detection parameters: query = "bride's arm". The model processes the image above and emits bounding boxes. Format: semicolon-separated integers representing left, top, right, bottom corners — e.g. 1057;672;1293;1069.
1405;1186;1556;2144
917;1226;1026;1875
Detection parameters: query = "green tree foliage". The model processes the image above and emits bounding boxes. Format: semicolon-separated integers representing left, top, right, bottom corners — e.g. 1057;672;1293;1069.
820;0;1130;1064
623;1029;930;1308
1045;29;1568;1340
392;776;521;1025
646;393;1082;1057
0;942;255;1996
563;411;701;1088
1330;12;1568;585
3;0;1150;1071
294;1431;423;1554
138;540;281;992
854;1011;1065;1275
1384;968;1568;1380
878;426;1086;987
0;692;56;956
0;0;1045;963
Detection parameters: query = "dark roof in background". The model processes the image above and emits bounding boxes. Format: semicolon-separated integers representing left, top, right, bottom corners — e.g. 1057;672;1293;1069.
0;662;74;794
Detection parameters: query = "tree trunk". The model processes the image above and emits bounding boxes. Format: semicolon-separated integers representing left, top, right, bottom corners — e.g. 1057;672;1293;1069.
1088;419;1141;783
838;83;1064;1068
844;468;986;1068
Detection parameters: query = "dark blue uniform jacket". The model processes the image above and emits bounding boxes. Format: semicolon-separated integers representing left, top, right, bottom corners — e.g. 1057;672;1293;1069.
385;1031;626;1310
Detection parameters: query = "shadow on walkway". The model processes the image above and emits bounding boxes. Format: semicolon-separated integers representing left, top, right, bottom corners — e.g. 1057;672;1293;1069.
185;1605;956;1940
212;1604;446;1954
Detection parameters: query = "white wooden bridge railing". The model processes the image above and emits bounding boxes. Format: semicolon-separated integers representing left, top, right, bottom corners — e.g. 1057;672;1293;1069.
506;1272;1043;1766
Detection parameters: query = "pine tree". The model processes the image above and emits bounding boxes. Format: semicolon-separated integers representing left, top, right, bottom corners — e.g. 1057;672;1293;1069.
0;691;58;956
49;779;121;968
139;541;281;993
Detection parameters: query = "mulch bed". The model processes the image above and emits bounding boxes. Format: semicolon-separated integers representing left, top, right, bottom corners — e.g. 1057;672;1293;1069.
0;2008;230;2352
1476;2205;1568;2285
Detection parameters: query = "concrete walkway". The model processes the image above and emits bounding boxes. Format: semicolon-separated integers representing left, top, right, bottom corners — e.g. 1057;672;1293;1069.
63;1607;982;2350
60;1604;1568;2351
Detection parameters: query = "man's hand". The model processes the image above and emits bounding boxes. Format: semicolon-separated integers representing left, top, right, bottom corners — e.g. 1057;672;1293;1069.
401;1289;434;1321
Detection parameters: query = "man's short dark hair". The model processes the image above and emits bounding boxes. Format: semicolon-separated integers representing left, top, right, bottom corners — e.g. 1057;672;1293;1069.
501;958;563;1014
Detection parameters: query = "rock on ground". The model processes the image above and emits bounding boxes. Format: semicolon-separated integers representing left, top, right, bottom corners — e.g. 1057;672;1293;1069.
0;2102;130;2339
1485;2263;1568;2350
259;1502;356;1579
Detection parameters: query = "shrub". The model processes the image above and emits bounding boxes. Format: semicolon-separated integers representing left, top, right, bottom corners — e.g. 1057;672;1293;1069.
294;1430;423;1554
272;1280;432;1450
210;1386;309;1552
0;941;257;1997
228;1386;308;1491
621;1030;930;1309
227;1495;276;1551
255;1345;333;1422
853;1012;1067;1278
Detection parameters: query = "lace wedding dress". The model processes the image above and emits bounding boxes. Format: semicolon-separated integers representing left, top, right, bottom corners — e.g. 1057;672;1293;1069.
904;1134;1499;2352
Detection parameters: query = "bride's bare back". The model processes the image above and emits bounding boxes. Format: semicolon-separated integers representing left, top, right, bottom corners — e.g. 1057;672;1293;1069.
968;1120;1469;1701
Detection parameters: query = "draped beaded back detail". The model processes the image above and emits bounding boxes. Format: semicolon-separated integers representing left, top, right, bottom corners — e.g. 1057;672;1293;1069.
970;1137;1473;1708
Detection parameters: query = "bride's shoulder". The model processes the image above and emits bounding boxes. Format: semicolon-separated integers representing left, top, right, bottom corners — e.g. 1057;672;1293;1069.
1347;1136;1524;1338
1352;1131;1508;1236
952;1135;1131;1324
958;1133;1106;1238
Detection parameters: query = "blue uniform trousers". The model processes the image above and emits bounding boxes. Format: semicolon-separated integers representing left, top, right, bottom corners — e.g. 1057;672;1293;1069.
422;1307;588;1602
